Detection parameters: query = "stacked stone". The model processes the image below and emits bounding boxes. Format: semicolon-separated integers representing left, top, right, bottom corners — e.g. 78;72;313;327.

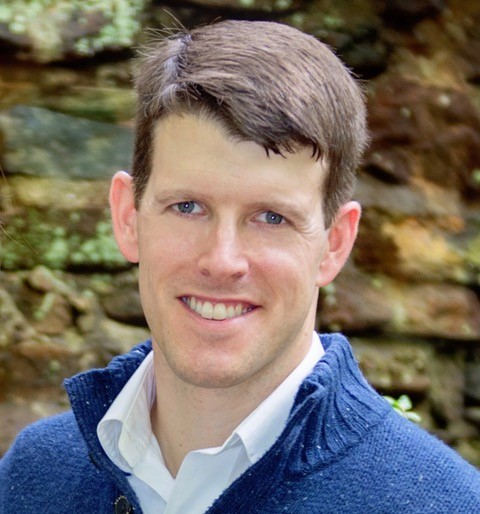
0;0;479;464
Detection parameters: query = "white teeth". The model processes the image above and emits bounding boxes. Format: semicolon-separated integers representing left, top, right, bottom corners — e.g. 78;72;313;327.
201;301;214;319
185;297;250;321
213;303;227;320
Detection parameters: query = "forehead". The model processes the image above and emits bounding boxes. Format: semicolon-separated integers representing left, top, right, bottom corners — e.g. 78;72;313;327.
150;114;328;193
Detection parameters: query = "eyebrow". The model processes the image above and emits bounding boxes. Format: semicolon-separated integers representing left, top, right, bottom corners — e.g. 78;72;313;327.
152;189;205;205
251;199;309;220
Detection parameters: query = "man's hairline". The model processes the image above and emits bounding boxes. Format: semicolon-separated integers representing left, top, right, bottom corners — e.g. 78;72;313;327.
133;111;339;227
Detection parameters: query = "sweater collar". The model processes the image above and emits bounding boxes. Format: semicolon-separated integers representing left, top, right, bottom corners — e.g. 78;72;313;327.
281;333;390;475
65;333;390;479
64;339;153;469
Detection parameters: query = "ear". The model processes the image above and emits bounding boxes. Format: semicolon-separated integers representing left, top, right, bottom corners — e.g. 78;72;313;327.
316;201;361;288
109;171;140;263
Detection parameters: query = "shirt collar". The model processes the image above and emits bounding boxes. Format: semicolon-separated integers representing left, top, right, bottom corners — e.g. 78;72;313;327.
232;332;324;463
97;351;156;471
97;333;324;470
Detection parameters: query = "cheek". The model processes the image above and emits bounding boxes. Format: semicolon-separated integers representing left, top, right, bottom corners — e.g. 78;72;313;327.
256;243;320;291
138;223;187;266
273;235;324;270
143;219;205;262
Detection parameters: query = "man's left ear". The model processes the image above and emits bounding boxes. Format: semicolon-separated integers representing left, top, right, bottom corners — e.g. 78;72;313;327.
316;201;361;288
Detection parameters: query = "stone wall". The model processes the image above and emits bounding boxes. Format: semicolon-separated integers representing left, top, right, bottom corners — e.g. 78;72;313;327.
1;0;480;464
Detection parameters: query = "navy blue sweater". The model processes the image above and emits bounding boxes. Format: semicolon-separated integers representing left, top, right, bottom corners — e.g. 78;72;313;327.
1;334;480;513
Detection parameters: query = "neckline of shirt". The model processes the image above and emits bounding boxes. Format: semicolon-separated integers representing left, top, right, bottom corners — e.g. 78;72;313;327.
97;332;324;472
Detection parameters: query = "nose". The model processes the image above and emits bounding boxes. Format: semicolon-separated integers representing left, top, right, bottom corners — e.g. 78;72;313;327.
197;222;249;280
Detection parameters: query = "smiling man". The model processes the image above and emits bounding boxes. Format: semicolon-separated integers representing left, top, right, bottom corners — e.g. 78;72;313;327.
1;20;480;514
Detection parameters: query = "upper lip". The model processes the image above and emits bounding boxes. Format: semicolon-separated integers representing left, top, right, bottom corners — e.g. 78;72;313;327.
179;294;259;307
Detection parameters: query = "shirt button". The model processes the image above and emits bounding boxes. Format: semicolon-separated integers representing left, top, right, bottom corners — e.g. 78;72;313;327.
114;495;132;513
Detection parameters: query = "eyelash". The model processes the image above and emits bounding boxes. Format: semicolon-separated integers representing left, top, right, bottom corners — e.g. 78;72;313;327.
170;202;287;226
172;201;203;215
257;211;285;225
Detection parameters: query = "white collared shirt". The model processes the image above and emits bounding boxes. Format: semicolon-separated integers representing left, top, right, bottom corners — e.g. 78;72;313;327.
98;333;324;514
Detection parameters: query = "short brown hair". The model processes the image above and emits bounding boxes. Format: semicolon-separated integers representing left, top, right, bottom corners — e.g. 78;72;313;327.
132;20;368;227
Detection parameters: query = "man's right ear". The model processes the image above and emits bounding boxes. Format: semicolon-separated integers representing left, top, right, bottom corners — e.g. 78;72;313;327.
109;171;140;264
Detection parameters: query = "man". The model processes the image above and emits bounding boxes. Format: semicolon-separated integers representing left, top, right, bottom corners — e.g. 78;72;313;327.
1;20;479;514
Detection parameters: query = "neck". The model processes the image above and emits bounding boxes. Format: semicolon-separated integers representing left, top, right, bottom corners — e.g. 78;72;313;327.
151;385;248;477
150;345;308;477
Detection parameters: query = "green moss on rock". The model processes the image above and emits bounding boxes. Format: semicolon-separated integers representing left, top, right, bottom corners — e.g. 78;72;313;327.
0;0;146;62
2;208;128;271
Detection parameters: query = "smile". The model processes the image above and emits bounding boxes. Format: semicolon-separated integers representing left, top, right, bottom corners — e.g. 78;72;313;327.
182;296;255;321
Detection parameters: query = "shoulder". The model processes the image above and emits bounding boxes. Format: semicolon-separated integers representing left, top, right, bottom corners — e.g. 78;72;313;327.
0;412;87;486
355;410;480;510
0;412;114;512
3;411;84;461
374;409;476;473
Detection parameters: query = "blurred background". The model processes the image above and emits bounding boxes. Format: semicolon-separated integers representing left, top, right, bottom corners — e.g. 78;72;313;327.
0;0;480;465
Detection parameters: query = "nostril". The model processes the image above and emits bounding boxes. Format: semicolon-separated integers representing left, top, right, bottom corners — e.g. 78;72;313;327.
198;250;249;278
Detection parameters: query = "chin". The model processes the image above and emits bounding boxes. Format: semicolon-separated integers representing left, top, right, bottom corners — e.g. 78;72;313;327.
172;359;254;390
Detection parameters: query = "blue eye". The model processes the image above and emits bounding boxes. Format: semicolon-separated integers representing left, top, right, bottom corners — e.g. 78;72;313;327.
174;201;198;214
262;211;284;225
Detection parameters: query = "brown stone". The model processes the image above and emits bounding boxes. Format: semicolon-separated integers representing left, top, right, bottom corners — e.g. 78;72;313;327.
102;286;145;326
184;0;304;10
366;78;480;195
455;439;480;468
354;193;480;285
363;148;413;184
0;388;68;457
30;292;73;336
392;283;480;340
465;353;480;403
428;351;466;425
0;288;36;348
93;318;150;360
353;211;402;278
465;407;480;427
3;177;110;211
377;217;465;282
380;0;445;23
352;337;431;394
13;338;76;361
0;61;133;122
319;266;393;332
356;174;464;218
321;270;480;340
26;266;97;315
1;329;78;390
27;265;70;294
461;35;480;83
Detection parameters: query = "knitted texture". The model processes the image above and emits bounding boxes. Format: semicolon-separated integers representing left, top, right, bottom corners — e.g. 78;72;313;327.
1;334;479;513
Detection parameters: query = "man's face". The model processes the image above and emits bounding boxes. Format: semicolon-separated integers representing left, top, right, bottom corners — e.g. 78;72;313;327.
111;114;359;392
